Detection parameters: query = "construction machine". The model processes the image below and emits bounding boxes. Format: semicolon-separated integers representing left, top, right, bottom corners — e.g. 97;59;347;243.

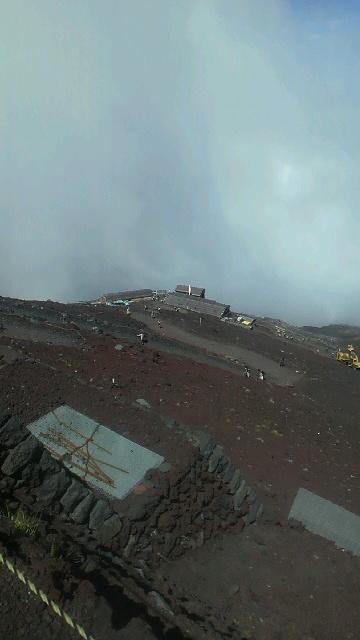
336;344;360;369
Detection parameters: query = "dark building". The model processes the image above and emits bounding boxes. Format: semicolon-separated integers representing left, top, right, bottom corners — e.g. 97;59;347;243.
101;289;153;303
164;292;229;319
175;285;205;298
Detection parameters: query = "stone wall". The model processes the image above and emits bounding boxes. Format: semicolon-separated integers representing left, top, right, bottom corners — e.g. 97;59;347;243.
0;408;262;564
114;431;263;563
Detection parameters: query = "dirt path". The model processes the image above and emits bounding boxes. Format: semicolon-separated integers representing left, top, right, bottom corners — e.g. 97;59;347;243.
133;312;300;387
2;322;80;347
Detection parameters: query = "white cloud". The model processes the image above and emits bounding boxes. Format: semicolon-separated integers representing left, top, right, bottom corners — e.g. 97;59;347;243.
1;0;360;325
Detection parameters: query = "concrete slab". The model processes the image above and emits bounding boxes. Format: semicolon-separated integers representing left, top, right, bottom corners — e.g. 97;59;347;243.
27;405;164;500
288;488;360;556
135;398;151;408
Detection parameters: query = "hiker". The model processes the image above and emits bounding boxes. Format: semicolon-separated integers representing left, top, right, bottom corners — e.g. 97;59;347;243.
259;369;265;381
279;356;285;367
137;332;145;344
126;307;131;315
244;366;250;378
199;316;202;326
151;310;156;319
144;304;148;311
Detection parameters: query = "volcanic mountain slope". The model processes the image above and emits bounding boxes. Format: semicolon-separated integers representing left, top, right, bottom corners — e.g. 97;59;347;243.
0;294;359;640
302;323;360;348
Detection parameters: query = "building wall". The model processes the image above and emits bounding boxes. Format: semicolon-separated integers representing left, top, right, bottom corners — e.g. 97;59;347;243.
175;285;205;298
165;293;229;318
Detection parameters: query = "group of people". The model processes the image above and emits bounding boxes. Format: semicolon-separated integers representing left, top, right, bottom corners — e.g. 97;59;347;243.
244;367;265;380
244;354;285;380
136;302;164;344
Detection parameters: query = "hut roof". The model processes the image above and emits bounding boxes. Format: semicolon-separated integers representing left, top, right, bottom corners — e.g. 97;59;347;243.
175;285;205;297
164;292;229;318
103;289;153;302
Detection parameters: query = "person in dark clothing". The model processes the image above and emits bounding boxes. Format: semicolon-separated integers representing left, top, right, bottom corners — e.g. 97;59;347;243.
244;366;250;378
279;356;285;367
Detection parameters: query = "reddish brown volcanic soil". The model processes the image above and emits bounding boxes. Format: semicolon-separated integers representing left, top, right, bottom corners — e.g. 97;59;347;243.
0;295;359;640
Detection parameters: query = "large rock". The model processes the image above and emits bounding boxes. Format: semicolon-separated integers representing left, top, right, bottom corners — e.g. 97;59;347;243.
19;463;41;489
89;500;113;531
148;591;174;617
163;532;177;557
157;511;176;532
201;439;216;460
97;514;123;543
234;480;248;511
158;461;171;473
1;437;41;476
208;445;224;473
192;431;214;455
61;479;89;512
223;463;236;483
126;493;161;522
0;416;28;448
38;449;60;475
229;469;243;494
246;487;257;505
135;398;151;408
70;493;95;524
243;500;261;525
0;409;11;430
37;470;71;506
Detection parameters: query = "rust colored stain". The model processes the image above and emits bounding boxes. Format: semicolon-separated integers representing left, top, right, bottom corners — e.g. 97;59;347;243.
133;483;148;495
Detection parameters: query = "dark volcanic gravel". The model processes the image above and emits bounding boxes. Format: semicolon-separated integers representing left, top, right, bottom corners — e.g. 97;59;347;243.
0;295;359;640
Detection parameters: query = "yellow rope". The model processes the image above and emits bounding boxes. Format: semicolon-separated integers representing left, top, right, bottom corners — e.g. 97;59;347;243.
0;551;95;640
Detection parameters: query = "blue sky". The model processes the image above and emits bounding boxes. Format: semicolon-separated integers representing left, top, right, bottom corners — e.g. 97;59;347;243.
1;1;360;325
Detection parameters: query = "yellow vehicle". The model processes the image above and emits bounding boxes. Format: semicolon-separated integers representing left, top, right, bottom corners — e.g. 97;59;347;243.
336;344;360;369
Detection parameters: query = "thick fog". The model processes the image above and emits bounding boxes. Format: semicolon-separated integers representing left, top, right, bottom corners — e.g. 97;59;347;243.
1;0;360;326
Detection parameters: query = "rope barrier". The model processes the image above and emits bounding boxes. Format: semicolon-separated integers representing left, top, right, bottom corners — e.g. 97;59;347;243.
0;550;95;640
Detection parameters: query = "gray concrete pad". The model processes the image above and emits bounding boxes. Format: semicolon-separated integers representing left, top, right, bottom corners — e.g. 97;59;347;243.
27;405;164;500
289;488;360;556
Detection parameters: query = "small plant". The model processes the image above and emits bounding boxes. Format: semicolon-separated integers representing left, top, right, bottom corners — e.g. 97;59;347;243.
65;548;84;564
0;503;41;537
49;536;61;559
